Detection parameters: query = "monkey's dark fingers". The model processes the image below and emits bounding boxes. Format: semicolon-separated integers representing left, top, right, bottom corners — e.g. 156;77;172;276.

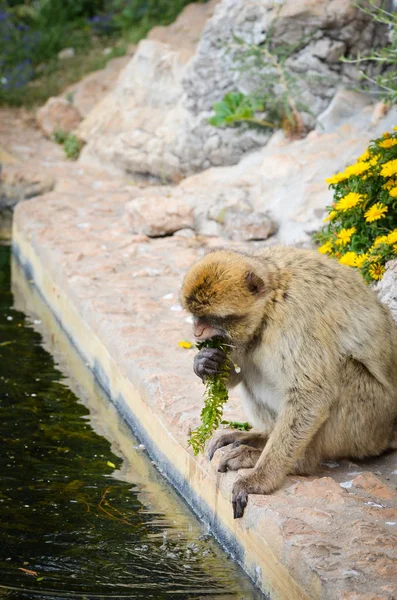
197;347;227;363
194;355;223;380
218;445;261;472
232;491;248;519
208;431;248;460
232;432;268;450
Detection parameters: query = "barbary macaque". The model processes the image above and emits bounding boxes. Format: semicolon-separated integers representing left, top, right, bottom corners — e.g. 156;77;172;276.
181;247;397;518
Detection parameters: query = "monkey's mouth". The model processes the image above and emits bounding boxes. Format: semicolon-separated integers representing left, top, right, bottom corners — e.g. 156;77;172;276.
193;324;225;341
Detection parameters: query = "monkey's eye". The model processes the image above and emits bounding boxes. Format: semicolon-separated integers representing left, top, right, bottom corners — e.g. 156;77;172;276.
210;314;243;328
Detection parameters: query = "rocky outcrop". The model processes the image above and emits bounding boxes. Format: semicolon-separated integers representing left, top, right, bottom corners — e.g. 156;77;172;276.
78;0;386;180
36;97;82;137
0;166;55;210
64;54;133;118
117;94;397;247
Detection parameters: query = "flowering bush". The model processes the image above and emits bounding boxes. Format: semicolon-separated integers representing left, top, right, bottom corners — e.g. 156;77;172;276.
315;128;397;283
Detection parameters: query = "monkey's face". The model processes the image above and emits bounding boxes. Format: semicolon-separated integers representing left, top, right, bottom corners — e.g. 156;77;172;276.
181;251;266;346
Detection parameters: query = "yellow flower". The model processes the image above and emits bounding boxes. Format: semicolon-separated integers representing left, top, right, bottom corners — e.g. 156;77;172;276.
335;192;364;211
326;161;370;185
383;179;397;190
374;235;389;246
339;252;358;267
355;253;368;268
344;162;370;178
318;240;333;254
368;263;385;280
358;149;370;161
382;132;391;138
389;187;397;197
364;202;388;222
393;126;397;131
380;159;397;177
325;172;347;185
178;340;193;349
379;138;397;148
394;244;397;253
336;227;356;246
323;210;338;222
387;230;397;244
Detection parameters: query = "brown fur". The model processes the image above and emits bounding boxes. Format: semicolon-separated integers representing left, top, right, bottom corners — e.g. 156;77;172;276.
181;247;397;518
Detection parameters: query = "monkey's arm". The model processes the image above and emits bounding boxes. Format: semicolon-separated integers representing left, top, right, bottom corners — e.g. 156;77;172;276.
193;348;243;389
232;382;332;518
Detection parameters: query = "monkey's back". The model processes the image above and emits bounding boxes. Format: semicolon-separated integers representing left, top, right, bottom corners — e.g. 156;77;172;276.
253;246;397;393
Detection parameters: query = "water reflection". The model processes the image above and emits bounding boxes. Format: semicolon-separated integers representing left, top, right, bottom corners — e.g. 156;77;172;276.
0;246;261;600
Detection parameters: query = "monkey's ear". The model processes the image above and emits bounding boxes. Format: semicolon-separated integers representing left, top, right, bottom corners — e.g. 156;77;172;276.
245;271;265;295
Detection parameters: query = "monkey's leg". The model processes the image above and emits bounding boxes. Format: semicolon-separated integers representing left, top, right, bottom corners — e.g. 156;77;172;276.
217;444;262;472
208;430;269;460
232;392;330;518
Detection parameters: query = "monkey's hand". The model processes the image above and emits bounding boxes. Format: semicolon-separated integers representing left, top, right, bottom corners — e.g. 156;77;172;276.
193;347;227;381
208;430;268;460
194;348;242;388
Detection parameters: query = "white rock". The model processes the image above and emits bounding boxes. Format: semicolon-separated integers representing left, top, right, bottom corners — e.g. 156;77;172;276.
125;195;194;237
375;259;397;326
36;97;81;137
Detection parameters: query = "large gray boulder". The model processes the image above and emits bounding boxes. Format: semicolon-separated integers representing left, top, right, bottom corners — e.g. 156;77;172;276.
78;0;386;180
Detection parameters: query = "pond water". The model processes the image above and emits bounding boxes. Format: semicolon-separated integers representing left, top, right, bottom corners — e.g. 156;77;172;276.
0;245;261;600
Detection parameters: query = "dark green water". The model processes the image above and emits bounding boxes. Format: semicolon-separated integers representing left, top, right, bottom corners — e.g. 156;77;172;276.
0;245;261;600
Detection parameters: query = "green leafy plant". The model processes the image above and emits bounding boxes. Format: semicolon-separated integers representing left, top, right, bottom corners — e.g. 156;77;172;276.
54;130;84;160
221;420;252;431
208;91;275;129
188;337;231;456
314;128;397;283
208;26;311;137
342;1;397;105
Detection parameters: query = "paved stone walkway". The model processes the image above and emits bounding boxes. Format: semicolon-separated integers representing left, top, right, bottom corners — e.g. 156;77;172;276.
3;107;397;599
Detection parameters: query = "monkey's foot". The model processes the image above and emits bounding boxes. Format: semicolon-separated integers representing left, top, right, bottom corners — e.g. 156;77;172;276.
217;444;261;472
208;430;268;460
232;472;281;519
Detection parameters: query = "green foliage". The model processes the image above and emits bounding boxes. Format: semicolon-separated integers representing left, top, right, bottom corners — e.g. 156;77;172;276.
188;338;231;456
314;129;397;283
221;420;252;431
208;91;274;128
0;0;206;106
342;1;397;105
54;130;84;160
209;28;310;136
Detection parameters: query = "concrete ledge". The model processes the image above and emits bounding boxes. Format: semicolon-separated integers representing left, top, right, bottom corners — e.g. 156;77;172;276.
12;194;397;600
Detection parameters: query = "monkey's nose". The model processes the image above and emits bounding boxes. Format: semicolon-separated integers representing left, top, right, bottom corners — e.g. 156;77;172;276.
194;324;211;340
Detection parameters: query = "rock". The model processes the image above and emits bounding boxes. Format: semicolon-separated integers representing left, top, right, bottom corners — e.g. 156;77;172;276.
64;54;132;118
151;94;397;247
173;227;196;238
125;195;194;237
36;97;82;137
0;166;55;210
316;89;374;133
0;145;18;165
79;0;386;180
58;47;75;60
375;259;397;326
222;209;277;241
148;0;219;62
